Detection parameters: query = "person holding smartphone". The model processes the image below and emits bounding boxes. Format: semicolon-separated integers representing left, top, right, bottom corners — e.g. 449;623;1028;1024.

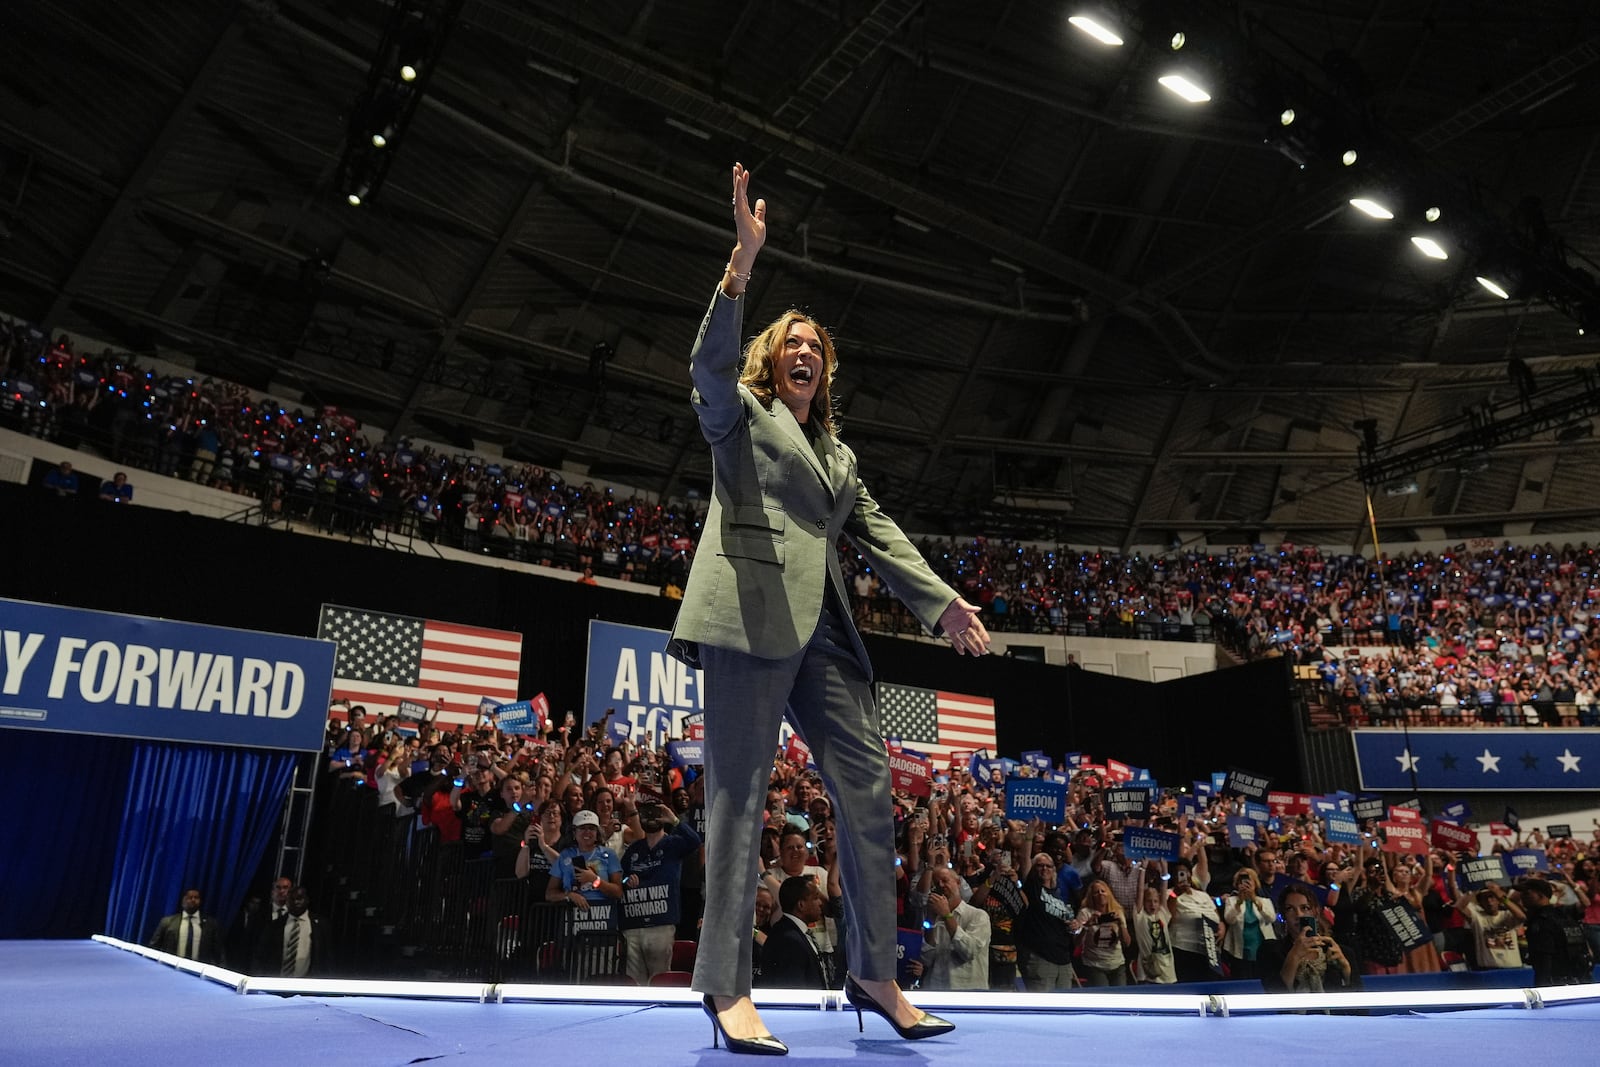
1259;883;1357;993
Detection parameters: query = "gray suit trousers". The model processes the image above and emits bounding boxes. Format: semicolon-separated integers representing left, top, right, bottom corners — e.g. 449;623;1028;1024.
691;590;895;996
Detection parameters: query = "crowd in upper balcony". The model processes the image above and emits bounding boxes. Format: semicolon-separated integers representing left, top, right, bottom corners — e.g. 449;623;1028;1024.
11;315;1600;707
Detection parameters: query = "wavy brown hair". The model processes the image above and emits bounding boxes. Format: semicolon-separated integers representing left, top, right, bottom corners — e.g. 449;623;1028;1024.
738;309;839;436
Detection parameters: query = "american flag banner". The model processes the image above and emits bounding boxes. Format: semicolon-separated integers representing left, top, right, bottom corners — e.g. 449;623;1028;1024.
317;604;522;728
875;682;997;766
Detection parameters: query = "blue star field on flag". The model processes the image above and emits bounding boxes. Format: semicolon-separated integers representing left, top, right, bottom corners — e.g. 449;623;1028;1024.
1353;729;1594;791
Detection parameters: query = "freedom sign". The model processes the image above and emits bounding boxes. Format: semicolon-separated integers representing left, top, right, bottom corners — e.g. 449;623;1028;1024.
1380;820;1429;855
1006;778;1067;823
1123;827;1181;862
1429;818;1477;852
1324;812;1361;844
889;750;933;798
0;596;333;752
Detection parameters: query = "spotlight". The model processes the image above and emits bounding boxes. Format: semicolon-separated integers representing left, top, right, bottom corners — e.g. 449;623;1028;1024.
347;193;363;207
1170;32;1187;50
1279;108;1296;126
346;183;370;208
371;133;387;148
400;63;418;82
1349;198;1394;220
1476;276;1511;300
1068;15;1124;46
1424;206;1442;222
1341;149;1358;166
1158;74;1210;103
1410;236;1448;260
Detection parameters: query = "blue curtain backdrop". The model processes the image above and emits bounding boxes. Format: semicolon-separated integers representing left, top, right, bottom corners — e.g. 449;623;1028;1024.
104;741;296;946
0;730;134;938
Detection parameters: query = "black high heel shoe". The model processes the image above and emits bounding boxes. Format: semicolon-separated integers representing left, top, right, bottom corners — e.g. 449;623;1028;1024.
843;976;955;1040
700;995;789;1056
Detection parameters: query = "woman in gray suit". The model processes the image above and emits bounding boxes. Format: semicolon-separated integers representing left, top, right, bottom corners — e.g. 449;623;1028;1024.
670;163;990;1054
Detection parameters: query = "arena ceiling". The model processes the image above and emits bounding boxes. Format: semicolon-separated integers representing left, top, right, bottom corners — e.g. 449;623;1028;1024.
4;0;1600;549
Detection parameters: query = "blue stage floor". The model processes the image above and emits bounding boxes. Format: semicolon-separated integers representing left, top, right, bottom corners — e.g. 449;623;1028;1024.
3;941;1596;1067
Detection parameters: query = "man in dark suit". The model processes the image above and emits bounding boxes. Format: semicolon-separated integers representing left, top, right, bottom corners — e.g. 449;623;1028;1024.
251;886;331;977
757;876;837;989
148;888;226;965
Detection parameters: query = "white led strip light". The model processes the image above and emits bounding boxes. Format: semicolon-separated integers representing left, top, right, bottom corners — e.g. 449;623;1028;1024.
95;936;1600;1015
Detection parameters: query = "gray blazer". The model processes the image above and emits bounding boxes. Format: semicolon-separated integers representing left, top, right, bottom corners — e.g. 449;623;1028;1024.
668;288;956;671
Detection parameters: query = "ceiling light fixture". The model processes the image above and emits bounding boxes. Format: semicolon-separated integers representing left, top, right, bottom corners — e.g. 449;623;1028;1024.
1341;149;1358;166
1158;74;1210;103
1424;206;1442;222
1410;236;1448;260
1068;15;1124;46
1170;32;1187;50
1279;108;1296;126
1349;198;1394;220
1476;276;1511;299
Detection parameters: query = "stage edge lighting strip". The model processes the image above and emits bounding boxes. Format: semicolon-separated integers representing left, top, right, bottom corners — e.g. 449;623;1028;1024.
94;937;1600;1014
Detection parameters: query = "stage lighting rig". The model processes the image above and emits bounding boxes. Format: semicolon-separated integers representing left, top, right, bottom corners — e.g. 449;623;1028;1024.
336;0;462;209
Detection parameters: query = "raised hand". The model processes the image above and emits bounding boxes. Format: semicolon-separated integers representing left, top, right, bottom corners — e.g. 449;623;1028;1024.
730;162;766;262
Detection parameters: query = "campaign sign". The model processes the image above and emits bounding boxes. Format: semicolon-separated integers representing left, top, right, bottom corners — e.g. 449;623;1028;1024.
1064;752;1086;768
686;713;704;741
666;740;703;768
1006;778;1067;823
1267;791;1311;815
1312;797;1341;817
495;700;542;735
1210;772;1228;794
1106;759;1133;782
1488;822;1513;837
1430;818;1477;853
1380;820;1429;855
1022;750;1052;771
1223;768;1271;801
1178;794;1202;818
889;750;933;798
1325;812;1361;844
1123;778;1161;793
1378;903;1431;951
1387;806;1423;824
895;928;924;985
1504;849;1548;874
1352;794;1387;822
396;699;430;722
584;620;704;745
1439;799;1472;822
1458;856;1511;888
1123;827;1181;862
1104;788;1151;820
1546;823;1572;839
1226;817;1258;848
0;596;334;752
974;758;1006;784
1192;780;1214;797
1244;801;1270;824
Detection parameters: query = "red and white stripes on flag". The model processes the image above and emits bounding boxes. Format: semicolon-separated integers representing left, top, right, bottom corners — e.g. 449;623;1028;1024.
317;605;522;728
875;681;997;766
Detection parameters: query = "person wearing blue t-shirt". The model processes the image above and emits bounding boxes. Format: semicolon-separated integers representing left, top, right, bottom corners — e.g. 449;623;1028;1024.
549;809;623;909
619;803;703;983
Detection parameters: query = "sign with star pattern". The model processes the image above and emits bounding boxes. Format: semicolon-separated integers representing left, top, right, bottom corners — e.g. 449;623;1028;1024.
1352;729;1593;791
